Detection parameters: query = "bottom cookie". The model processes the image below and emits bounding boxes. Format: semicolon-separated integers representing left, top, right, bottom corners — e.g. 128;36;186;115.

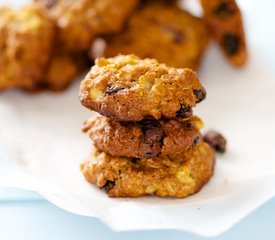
81;142;215;198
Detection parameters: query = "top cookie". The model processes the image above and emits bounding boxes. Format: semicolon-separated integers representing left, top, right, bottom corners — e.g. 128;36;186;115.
79;55;206;121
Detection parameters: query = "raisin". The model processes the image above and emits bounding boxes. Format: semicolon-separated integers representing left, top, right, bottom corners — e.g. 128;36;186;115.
139;119;164;157
193;88;206;103
37;0;59;9
131;158;140;164
141;120;164;146
193;135;200;146
184;121;192;129
140;119;161;131
204;130;227;153
222;34;240;55
213;2;236;18
173;31;185;44
103;180;115;191
162;25;185;44
176;105;193;119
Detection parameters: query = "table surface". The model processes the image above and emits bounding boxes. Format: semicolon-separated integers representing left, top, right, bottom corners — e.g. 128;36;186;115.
1;0;275;239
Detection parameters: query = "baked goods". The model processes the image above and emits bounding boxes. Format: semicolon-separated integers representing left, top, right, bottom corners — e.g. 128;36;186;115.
0;5;55;90
42;53;88;91
200;0;247;66
100;2;209;69
79;55;206;121
0;0;248;92
83;115;203;158
0;0;139;91
79;54;215;198
23;52;89;92
81;142;215;198
36;0;139;52
0;5;88;92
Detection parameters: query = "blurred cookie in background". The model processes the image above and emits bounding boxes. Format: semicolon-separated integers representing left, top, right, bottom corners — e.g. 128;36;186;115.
25;52;90;92
200;0;247;66
0;5;55;90
35;0;139;52
94;2;209;70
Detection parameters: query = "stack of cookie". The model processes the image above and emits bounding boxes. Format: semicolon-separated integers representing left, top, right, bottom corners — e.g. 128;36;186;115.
79;54;215;198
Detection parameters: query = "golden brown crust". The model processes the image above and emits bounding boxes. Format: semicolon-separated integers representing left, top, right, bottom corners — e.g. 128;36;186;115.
36;0;139;52
0;5;55;90
81;142;215;198
101;2;209;70
200;0;247;66
83;115;203;158
79;55;206;121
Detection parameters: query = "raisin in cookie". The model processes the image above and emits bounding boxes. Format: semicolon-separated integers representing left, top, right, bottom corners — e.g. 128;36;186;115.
99;2;208;69
200;0;247;66
79;55;206;121
81;141;215;198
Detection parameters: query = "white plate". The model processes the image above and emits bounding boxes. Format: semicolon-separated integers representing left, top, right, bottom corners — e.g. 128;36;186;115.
1;0;275;237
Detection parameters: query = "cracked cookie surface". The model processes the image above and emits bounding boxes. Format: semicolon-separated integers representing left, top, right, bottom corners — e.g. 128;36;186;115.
83;115;203;158
81;142;215;198
79;55;206;121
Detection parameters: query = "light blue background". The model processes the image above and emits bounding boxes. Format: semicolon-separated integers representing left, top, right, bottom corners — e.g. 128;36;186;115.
1;0;275;239
0;187;275;240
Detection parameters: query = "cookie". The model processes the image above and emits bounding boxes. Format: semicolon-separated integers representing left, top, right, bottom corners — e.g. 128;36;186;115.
83;115;203;158
42;53;88;91
81;141;215;198
0;5;55;90
200;0;247;66
36;0;139;52
26;52;89;92
79;55;206;121
100;2;208;69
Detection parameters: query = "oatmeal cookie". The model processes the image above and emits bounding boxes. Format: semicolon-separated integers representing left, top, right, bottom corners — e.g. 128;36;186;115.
81;141;215;198
79;55;206;121
83;115;203;158
100;2;208;69
42;53;88;91
26;52;89;91
200;0;247;66
36;0;139;52
0;5;55;90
